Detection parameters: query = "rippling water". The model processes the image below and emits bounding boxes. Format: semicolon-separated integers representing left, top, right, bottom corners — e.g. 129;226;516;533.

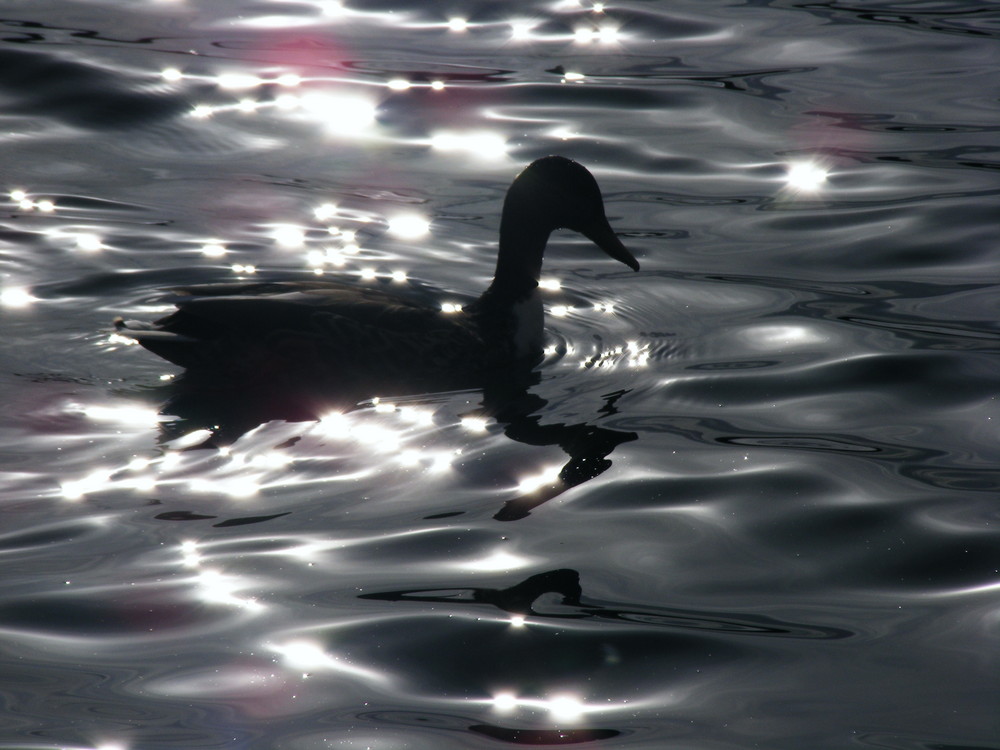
1;1;998;748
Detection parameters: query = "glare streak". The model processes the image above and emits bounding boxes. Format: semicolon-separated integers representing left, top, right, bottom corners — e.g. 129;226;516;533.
430;131;507;159
217;73;262;90
1;287;37;308
81;404;161;426
200;241;227;257
195;568;264;611
487;692;595;721
271;640;390;684
457;549;534;572
517;465;562;494
460;416;488;433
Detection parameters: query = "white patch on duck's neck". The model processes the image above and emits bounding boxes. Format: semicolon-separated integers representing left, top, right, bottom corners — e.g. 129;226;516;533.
510;288;544;358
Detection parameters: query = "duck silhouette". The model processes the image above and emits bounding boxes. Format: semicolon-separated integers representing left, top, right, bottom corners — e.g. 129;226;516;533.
114;156;638;394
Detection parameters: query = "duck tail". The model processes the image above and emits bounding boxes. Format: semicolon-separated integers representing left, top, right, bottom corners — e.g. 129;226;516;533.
113;317;199;367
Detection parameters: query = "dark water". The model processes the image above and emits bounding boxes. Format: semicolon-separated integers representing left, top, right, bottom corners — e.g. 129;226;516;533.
1;1;998;748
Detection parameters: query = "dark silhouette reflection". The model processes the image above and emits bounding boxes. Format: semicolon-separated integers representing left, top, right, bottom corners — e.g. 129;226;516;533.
356;709;621;746
360;568;853;639
139;365;636;521
467;725;620;745
478;384;637;521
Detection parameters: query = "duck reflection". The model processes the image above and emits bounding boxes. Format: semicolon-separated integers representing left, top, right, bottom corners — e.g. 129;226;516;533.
117;157;640;519
359;568;852;639
146;367;637;521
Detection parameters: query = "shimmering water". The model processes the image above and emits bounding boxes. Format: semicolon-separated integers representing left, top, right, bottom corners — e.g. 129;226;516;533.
1;1;998;748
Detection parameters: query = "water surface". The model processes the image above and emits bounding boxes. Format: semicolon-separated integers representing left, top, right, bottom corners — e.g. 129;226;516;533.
1;1;998;748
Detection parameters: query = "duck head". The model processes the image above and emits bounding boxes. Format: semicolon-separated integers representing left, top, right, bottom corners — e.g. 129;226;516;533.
494;156;639;290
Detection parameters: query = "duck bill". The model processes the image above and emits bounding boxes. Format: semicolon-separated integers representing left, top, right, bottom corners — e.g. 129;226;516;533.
583;221;640;271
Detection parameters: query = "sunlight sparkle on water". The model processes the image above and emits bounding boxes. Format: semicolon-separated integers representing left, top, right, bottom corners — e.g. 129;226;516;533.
195;568;264;611
314;203;337;220
166;428;214;450
548;694;586;721
61;469;113;501
200;241;227;257
272;225;306;248
372;398;396;413
271;640;390;684
785;160;829;192
517;465;562;494
599;25;620;43
388;213;430;239
508;19;537;40
459;548;533;572
493;692;518;712
430;131;507;160
460;416;489;433
488;692;588;721
11;189;56;212
299;92;376;135
76;232;104;252
319;0;345;15
80;403;161;427
746;323;826;349
179;540;202;567
217;72;262;90
1;286;37;308
397;406;435;426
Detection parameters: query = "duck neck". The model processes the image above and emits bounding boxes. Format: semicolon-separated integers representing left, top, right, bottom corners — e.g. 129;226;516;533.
489;203;551;298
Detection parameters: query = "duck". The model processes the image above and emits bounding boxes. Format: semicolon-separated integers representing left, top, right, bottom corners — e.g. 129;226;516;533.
114;156;639;394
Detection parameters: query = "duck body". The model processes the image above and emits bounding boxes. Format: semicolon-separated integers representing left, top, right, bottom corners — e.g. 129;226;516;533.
122;278;532;393
115;156;638;393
